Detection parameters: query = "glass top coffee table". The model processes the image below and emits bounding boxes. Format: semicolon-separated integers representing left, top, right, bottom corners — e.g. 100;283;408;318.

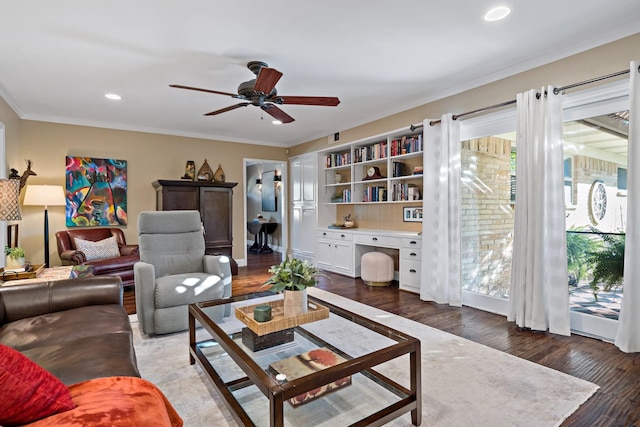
189;292;421;427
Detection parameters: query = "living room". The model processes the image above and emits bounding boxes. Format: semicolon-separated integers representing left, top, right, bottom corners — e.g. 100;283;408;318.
2;2;640;426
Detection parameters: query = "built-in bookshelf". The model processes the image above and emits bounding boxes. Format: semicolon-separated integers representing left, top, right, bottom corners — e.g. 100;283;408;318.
320;130;424;206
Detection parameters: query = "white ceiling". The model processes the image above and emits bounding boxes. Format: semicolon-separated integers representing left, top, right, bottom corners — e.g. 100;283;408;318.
1;1;639;148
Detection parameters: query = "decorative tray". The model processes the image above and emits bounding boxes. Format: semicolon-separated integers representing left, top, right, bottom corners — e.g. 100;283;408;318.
235;299;329;336
0;264;45;281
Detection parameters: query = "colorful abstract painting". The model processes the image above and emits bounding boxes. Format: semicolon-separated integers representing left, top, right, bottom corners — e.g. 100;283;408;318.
65;157;128;227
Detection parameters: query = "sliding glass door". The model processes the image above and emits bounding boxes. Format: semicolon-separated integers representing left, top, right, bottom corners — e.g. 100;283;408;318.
459;112;516;315
563;109;628;340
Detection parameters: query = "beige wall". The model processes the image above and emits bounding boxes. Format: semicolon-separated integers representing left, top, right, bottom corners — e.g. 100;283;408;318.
1;32;638;267
291;33;640;157
2;120;286;266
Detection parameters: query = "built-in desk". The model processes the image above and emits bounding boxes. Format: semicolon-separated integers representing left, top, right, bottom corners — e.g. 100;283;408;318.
316;228;421;293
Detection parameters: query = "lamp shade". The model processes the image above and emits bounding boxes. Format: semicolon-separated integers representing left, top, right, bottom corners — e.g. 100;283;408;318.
0;179;22;221
23;185;66;207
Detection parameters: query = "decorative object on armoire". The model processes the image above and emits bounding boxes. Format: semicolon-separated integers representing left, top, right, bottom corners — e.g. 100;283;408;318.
152;180;238;275
182;160;196;180
262;257;329;317
65;156;128;227
213;163;226;182
8;169;20;179
24;185;66;267
196;159;214;181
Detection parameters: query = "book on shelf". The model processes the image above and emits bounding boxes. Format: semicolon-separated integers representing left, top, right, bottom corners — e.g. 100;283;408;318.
326;151;351;168
353;140;387;163
391;134;423;156
363;186;387;202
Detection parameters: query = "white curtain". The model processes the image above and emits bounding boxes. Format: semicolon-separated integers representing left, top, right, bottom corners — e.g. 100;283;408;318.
420;114;461;305
508;87;570;335
615;61;640;352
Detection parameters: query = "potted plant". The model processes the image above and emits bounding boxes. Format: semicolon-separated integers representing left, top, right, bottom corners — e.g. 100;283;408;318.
262;257;329;316
5;246;26;269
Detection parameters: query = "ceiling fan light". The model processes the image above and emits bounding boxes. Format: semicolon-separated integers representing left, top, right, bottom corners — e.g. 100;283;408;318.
484;6;511;21
272;120;282;125
105;93;122;100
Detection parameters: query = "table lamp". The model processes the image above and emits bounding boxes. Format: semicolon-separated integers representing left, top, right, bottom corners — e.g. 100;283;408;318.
0;179;22;221
23;185;66;267
0;179;22;250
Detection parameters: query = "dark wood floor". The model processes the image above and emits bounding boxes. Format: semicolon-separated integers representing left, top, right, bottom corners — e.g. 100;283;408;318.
124;250;640;427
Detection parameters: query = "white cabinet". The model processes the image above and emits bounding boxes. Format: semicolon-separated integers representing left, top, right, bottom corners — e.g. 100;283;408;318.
291;205;316;262
316;230;354;276
399;238;422;293
291;154;316;203
290;154;317;263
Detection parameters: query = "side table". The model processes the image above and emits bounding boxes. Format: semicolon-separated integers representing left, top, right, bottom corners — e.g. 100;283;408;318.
0;266;74;287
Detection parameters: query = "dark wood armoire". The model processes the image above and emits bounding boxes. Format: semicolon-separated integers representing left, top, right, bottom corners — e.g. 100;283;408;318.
152;180;238;274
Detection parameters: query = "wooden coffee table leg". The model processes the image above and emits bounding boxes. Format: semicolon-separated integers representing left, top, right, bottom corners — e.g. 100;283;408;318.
411;342;422;425
270;393;285;427
189;310;195;365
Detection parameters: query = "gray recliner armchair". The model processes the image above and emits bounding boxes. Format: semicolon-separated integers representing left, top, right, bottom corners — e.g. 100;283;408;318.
134;210;232;335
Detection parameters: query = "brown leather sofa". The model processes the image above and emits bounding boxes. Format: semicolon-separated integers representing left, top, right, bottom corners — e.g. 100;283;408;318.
55;228;139;288
0;277;140;385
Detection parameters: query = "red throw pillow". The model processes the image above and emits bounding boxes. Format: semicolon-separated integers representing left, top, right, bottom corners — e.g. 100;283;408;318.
0;344;76;425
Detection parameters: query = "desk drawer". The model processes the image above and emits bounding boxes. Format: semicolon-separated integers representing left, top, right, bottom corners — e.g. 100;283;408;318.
354;234;399;248
317;230;353;241
400;247;421;261
400;260;421;292
402;238;422;249
400;259;421;287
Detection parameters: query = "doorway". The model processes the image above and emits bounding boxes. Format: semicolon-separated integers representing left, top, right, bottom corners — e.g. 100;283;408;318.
243;158;287;266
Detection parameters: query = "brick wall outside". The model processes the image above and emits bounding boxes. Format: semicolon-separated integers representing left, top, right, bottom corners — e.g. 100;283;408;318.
461;137;514;298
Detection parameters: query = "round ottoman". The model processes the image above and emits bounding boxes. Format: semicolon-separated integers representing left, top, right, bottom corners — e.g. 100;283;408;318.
361;252;394;287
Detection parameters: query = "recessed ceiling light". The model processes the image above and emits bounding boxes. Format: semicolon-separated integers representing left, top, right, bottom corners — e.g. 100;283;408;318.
105;93;122;100
484;6;511;21
272;120;282;125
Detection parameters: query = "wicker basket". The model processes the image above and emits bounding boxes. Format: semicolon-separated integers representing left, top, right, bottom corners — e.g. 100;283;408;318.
235;299;329;336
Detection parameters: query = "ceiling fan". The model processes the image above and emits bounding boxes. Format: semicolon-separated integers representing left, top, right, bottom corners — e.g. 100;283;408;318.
170;61;340;124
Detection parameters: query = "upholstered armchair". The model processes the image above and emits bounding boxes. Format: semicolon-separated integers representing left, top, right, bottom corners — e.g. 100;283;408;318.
134;210;232;335
55;228;139;288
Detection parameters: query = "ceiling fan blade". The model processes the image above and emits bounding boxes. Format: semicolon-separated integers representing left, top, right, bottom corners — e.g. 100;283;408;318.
253;67;283;94
204;103;250;116
277;96;340;106
261;104;295;123
170;84;238;98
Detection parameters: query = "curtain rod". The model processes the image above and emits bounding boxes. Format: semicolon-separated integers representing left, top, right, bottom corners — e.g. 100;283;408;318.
409;67;633;131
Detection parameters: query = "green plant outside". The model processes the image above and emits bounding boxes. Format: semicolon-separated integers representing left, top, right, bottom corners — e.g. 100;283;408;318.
585;228;625;301
263;257;329;292
4;246;25;259
566;228;600;285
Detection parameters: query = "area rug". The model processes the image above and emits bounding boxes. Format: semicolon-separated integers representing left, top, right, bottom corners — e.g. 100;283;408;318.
131;288;598;426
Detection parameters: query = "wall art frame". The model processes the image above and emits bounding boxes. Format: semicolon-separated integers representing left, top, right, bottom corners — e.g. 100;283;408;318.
65;156;128;227
403;206;423;222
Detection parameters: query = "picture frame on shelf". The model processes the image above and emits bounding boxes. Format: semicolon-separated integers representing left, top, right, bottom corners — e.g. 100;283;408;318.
403;206;423;222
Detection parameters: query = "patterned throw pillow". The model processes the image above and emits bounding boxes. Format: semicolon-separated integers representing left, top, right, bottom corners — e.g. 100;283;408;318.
74;236;120;261
0;344;76;425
